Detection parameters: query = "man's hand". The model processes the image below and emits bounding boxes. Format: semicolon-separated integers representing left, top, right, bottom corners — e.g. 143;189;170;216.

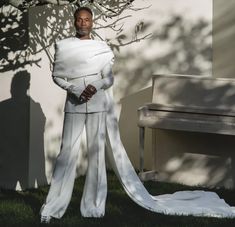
79;84;97;102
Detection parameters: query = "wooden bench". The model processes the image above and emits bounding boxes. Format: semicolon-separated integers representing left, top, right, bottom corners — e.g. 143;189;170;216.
137;74;235;181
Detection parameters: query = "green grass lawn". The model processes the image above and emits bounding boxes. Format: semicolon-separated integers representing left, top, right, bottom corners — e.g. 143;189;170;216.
0;170;235;227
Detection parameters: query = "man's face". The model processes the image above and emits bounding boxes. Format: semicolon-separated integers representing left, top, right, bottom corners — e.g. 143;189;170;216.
74;10;93;37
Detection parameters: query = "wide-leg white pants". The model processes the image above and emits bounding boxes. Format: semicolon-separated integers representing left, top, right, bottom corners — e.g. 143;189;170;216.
40;112;107;219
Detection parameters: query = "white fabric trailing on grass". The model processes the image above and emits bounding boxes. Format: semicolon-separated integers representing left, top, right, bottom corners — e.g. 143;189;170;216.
105;86;235;218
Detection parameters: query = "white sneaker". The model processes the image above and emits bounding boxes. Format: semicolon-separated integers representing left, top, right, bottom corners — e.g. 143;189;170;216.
40;215;51;224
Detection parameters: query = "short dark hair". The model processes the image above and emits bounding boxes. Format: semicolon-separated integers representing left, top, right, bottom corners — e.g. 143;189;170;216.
74;7;93;19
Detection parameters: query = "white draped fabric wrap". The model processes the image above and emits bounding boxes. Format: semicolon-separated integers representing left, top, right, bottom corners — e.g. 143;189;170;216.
54;38;235;218
53;38;114;78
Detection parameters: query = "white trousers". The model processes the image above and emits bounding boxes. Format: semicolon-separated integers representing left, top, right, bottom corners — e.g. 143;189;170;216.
40;112;107;218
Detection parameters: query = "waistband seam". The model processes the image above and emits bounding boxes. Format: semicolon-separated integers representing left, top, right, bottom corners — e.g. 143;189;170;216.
67;73;101;80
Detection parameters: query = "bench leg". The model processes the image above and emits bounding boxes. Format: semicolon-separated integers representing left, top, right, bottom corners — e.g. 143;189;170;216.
152;129;157;170
139;126;145;173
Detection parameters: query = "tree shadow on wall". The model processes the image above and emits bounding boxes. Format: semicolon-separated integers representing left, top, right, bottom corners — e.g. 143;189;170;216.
0;5;31;72
113;14;212;97
0;4;77;73
117;14;212;152
0;70;47;190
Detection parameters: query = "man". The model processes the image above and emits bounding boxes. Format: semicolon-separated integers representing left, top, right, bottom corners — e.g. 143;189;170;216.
41;6;235;223
40;7;114;223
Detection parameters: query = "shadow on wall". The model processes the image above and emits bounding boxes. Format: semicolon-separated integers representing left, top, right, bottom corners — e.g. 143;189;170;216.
0;4;78;187
0;5;40;72
0;70;47;190
0;4;78;72
117;15;212;171
113;14;212;98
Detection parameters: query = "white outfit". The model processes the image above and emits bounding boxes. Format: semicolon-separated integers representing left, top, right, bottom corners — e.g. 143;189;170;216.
41;38;113;218
40;37;235;219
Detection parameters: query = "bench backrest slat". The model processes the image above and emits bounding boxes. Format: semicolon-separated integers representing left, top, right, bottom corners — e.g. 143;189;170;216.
152;74;235;116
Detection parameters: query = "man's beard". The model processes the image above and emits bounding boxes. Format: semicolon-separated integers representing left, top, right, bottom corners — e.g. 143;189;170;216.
76;28;90;36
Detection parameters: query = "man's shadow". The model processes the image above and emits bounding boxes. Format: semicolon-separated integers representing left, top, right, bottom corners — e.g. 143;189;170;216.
0;70;47;190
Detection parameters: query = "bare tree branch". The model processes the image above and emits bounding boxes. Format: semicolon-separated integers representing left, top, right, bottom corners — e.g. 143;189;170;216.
94;15;131;33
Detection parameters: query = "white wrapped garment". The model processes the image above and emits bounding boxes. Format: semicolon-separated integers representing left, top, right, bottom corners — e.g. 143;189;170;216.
53;37;114;79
